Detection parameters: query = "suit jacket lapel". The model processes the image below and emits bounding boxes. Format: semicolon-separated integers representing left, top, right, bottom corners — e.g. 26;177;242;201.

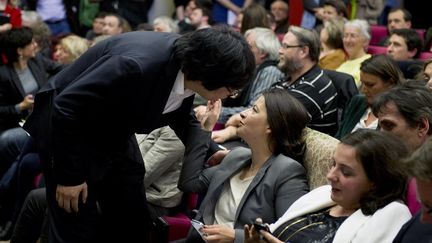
234;155;275;221
10;67;26;97
202;156;251;224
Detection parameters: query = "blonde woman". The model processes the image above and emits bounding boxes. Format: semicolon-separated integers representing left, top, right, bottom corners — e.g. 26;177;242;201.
53;35;89;64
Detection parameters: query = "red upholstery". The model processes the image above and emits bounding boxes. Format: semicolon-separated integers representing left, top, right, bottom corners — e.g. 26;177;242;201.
416;29;426;41
370;25;388;45
406;178;421;215
367;45;388;55
289;0;303;26
157;192;199;242
418;52;432;60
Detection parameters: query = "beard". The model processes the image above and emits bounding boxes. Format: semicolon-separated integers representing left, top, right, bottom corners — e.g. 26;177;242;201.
278;56;303;76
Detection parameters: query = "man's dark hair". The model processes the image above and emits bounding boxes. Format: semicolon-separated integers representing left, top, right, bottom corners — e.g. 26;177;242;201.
392;28;423;58
323;0;348;18
174;27;255;90
195;0;214;25
372;81;432;135
0;27;33;63
340;129;408;215
389;8;412;22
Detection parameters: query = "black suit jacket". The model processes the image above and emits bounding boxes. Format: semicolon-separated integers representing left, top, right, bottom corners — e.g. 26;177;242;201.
0;54;63;133
24;31;198;186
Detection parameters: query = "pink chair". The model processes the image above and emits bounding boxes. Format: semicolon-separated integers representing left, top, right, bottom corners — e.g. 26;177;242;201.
406;178;421;215
416;29;426;41
153;193;199;242
418;52;432;61
367;45;388;55
370;25;388;46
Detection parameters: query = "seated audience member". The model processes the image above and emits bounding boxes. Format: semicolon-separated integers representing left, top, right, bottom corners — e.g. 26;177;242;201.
0;0;21;33
319;17;346;70
387;28;423;61
196;27;283;126
245;129;412;243
189;3;213;30
276;26;338;135
0;27;63;178
211;26;339;143
393;137;432;242
321;0;347;24
337;19;372;87
180;89;309;243
372;82;432;154
153;16;179;33
53;35;89;64
420;59;432;88
378;8;412;46
85;12;106;41
136;126;185;220
240;4;271;35
335;55;404;139
372;82;432;214
270;0;289;35
386;28;423;79
102;13;130;36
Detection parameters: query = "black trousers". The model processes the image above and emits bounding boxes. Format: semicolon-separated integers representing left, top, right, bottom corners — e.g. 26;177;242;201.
40;144;151;242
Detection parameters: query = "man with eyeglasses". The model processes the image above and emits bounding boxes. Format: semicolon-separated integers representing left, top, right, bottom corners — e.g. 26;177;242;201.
22;27;255;242
275;26;338;136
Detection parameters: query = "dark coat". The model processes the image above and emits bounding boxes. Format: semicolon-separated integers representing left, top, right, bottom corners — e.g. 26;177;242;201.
24;31;197;186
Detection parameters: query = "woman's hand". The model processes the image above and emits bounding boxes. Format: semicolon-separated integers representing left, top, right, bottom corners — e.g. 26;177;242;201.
211;126;238;143
225;113;242;127
201;224;235;243
18;94;35;111
244;224;283;243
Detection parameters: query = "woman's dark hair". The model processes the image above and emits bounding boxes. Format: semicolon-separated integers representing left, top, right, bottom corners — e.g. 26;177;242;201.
240;3;271;34
360;55;405;86
0;27;34;63
263;88;310;160
174;26;256;91
340;129;408;215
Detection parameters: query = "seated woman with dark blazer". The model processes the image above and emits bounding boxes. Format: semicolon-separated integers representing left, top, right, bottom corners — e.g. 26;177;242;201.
179;88;310;243
0;27;63;176
245;129;412;243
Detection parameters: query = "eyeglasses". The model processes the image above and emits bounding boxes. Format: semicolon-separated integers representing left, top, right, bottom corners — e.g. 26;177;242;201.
281;44;304;49
228;88;242;98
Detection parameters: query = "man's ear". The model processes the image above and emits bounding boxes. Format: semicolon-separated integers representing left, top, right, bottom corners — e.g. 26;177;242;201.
408;48;418;59
299;46;309;59
418;117;430;138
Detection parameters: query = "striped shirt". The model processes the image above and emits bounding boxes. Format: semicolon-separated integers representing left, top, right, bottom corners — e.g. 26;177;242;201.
274;65;338;136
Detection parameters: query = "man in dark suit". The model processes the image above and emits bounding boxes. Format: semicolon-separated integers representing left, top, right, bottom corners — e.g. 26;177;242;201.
24;28;255;242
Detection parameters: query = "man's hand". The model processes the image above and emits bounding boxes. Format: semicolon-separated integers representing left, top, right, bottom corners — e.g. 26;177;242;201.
202;224;235;243
56;182;88;213
194;100;222;131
